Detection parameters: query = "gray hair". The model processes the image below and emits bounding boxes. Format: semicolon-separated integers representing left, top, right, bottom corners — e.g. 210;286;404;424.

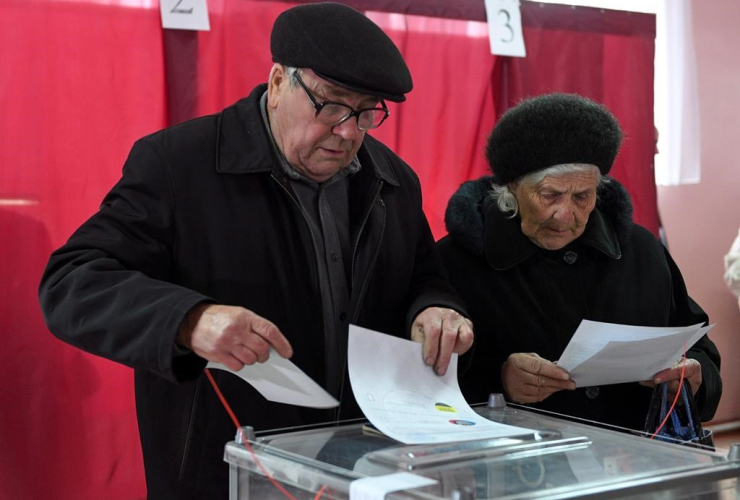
489;163;608;217
269;64;301;87
285;65;300;87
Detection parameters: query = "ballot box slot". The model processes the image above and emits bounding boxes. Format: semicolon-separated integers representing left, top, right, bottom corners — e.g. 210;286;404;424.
366;435;592;470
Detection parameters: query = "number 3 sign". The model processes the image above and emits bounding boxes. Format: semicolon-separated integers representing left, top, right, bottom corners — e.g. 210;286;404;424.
160;0;211;31
484;0;526;57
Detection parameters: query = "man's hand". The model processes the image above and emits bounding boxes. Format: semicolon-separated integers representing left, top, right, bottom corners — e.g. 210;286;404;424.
176;304;293;371
502;353;576;404
410;307;473;376
640;358;702;397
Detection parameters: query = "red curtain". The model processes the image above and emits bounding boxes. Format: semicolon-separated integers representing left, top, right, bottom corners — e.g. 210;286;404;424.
1;1;163;499
0;1;655;498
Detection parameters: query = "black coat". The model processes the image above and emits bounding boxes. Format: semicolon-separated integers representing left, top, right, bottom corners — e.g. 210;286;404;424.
39;85;465;499
437;176;721;431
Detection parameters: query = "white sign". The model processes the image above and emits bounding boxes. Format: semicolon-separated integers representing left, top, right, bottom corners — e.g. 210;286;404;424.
160;0;210;31
484;0;526;57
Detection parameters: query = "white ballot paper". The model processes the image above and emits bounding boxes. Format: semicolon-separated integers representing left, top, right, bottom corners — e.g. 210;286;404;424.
348;325;534;444
557;320;713;387
206;351;339;409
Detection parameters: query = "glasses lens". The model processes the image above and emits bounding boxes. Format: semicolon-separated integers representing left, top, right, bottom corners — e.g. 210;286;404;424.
317;103;352;125
358;109;387;130
315;102;388;130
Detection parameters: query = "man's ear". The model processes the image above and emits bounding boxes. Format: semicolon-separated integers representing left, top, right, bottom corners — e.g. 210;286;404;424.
267;64;287;109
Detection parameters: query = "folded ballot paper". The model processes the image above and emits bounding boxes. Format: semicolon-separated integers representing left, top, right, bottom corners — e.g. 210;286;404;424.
206;354;339;409
347;324;535;444
557;320;714;387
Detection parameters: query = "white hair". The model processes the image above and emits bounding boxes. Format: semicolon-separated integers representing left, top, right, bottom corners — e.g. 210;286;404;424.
489;163;608;217
268;64;300;87
285;65;299;86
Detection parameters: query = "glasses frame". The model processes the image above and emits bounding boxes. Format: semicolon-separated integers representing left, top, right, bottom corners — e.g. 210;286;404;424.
293;71;390;131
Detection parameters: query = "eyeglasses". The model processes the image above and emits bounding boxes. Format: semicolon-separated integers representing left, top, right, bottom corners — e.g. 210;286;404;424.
293;71;390;131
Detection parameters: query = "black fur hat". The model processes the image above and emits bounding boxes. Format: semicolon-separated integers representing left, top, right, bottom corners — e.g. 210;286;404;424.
271;2;412;102
486;93;622;185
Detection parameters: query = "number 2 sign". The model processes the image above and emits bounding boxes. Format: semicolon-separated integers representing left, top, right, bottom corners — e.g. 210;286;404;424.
160;0;210;31
484;0;526;57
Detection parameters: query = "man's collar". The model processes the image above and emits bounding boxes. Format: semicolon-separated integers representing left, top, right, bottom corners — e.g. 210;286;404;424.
216;84;275;175
484;202;621;270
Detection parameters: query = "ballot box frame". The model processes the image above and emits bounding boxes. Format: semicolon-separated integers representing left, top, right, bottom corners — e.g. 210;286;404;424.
224;404;740;499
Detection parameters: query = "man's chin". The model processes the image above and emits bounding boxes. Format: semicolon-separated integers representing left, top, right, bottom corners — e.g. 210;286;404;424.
303;162;348;182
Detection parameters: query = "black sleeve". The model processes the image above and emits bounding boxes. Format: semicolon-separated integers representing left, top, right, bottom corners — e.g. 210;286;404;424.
39;138;210;383
405;212;470;330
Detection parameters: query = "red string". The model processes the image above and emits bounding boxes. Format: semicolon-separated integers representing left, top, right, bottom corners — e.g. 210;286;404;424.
649;352;687;440
204;368;333;500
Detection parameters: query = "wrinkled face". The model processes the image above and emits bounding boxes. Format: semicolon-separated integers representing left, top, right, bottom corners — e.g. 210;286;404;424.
511;169;599;250
267;65;378;182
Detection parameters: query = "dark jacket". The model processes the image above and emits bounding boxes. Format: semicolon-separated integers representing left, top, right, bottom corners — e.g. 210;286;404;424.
39;85;465;499
437;176;721;430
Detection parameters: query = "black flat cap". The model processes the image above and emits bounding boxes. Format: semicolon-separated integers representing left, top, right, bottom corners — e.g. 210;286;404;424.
486;93;623;185
271;2;413;102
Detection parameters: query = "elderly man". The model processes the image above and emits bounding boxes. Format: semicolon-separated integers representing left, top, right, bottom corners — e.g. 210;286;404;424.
438;93;721;431
39;3;472;498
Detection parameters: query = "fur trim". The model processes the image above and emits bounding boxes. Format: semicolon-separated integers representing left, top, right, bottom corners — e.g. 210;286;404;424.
444;176;494;256
596;177;633;241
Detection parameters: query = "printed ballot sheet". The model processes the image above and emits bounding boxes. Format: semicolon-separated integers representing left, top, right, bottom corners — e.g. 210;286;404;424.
206;350;339;409
557;320;713;387
348;325;534;444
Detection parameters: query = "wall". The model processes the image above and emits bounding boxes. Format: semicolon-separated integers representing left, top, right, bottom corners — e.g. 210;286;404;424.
658;0;740;424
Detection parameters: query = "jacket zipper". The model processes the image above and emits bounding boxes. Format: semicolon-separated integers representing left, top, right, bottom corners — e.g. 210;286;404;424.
350;181;384;319
272;173;385;422
336;181;385;421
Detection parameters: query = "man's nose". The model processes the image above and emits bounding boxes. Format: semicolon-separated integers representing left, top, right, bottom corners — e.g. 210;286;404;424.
332;117;363;140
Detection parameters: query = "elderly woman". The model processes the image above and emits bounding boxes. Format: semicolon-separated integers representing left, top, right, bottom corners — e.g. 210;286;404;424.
438;93;722;430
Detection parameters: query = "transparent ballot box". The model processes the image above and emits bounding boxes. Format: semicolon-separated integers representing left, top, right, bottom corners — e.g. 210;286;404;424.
224;403;740;499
